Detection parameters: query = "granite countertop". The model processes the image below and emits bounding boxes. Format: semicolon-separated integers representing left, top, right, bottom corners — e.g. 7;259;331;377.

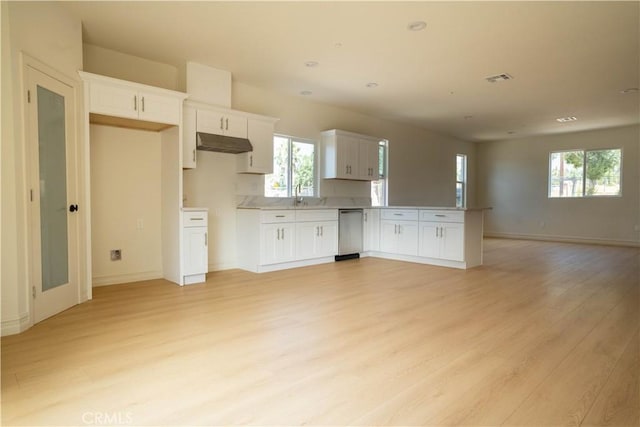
182;207;209;212
237;206;491;211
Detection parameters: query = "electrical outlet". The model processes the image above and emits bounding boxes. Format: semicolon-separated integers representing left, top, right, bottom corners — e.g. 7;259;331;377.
110;249;122;261
539;221;545;229
634;225;639;232
137;219;144;230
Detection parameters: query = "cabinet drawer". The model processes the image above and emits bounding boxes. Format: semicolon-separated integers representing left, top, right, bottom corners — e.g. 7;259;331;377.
183;211;208;227
260;210;295;223
381;209;418;221
420;210;464;223
295;209;338;222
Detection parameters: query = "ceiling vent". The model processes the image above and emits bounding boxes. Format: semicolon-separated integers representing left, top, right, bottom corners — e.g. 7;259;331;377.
485;73;513;83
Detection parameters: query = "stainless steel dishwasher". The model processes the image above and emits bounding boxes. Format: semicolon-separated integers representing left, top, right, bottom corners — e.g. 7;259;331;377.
337;209;363;260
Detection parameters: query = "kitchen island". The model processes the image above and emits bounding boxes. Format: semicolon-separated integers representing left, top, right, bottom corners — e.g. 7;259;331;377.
237;206;488;273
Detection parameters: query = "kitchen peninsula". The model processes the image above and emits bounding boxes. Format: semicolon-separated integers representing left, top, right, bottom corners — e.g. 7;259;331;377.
237;206;488;273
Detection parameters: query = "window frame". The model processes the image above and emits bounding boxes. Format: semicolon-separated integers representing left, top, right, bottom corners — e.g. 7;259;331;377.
456;154;467;208
548;148;623;199
371;140;388;207
265;134;318;198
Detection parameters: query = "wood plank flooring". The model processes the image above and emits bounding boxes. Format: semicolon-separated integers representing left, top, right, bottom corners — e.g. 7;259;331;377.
2;238;639;426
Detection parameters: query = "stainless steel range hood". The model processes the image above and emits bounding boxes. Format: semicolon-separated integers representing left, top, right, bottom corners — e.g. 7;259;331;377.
196;132;253;154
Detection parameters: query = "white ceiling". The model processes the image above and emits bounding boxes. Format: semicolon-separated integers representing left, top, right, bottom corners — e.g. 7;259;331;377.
62;1;639;142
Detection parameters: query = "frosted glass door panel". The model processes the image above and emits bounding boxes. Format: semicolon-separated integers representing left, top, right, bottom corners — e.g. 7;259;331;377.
37;85;69;291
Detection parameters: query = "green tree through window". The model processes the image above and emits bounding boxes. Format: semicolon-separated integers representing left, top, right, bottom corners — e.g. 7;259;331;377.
265;136;316;197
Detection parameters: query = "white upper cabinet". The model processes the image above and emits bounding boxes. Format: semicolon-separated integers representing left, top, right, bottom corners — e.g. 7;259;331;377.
359;140;380;180
196;109;247;139
322;129;379;181
182;105;197;169
82;72;184;125
184;100;278;172
237;118;277;174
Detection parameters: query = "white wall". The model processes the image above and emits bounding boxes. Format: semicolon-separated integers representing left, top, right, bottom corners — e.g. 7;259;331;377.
1;2;83;335
89;125;163;285
230;81;477;207
477;125;640;246
83;44;178;91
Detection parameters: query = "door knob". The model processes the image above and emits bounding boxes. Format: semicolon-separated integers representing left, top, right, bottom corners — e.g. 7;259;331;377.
69;204;78;212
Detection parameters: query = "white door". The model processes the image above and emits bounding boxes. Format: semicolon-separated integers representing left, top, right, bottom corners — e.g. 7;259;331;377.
138;91;181;125
27;66;79;324
295;222;318;260
183;227;208;275
396;222;419;256
379;221;398;254
440;222;465;262
419;222;440;258
317;221;338;257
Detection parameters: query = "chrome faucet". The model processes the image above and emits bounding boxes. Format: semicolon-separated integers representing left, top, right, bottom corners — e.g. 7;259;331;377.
294;183;304;206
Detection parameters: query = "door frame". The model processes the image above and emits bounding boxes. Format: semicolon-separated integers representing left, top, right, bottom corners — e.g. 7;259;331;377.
21;53;87;328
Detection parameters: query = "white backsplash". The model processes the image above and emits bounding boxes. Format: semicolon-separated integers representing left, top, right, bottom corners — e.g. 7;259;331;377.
237;195;372;208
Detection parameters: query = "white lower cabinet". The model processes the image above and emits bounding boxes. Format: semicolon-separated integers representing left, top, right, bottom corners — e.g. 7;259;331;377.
380;220;419;256
296;221;338;260
182;210;208;285
419;221;464;261
237;208;338;273
363;209;380;252
261;223;296;265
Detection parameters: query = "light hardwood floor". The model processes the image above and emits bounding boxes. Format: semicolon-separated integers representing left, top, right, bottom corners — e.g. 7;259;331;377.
2;238;639;426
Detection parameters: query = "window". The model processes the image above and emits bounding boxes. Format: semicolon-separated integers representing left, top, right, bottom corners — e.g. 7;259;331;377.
371;140;388;206
549;149;621;197
456;154;467;208
265;135;317;197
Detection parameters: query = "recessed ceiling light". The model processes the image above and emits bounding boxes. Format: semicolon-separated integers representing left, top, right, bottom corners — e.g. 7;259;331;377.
304;61;319;68
463;115;473;120
620;87;639;94
300;90;312;96
365;82;378;88
485;73;513;83
556;116;577;123
407;21;427;31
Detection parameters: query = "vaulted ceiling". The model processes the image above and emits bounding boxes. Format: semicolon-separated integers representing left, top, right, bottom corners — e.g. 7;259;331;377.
63;1;639;142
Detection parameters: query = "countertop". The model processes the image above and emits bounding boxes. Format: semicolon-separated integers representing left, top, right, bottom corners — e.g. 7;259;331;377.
182;207;209;212
237;206;491;211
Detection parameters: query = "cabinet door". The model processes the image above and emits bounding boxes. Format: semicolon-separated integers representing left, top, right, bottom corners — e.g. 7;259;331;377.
183;106;197;169
419;222;440;258
224;113;248;139
358;140;379;180
396;221;419;256
138;91;181;125
379;220;398;253
183;227;208;275
317;221;338;257
197;110;225;135
440;222;464;261
261;223;295;265
295;222;319;260
363;209;380;252
237;119;274;174
336;134;359;179
279;223;296;263
261;224;281;265
89;81;138;119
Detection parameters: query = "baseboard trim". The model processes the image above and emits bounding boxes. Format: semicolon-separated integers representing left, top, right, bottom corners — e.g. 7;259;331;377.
92;270;163;287
1;312;30;337
484;232;640;248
